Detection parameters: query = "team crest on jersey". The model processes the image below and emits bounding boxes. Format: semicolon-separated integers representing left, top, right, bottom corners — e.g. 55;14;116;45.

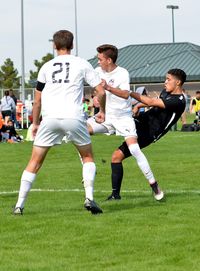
108;79;114;86
179;96;183;100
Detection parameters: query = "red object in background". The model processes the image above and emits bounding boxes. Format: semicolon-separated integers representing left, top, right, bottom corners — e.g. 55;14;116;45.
16;100;24;122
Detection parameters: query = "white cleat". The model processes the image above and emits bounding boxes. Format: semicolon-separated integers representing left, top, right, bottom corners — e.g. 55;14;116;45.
154;190;164;201
13;207;24;215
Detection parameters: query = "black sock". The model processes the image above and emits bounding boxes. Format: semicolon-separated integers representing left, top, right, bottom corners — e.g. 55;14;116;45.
150;181;158;194
111;162;123;196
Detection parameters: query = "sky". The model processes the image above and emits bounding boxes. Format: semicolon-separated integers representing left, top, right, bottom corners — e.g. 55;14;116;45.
0;0;200;78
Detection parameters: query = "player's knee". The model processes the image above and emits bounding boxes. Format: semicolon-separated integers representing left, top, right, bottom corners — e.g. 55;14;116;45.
111;149;124;163
128;143;141;157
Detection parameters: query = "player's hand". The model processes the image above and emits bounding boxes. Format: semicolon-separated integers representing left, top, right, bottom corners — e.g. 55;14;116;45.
132;106;140;117
95;111;105;123
101;79;110;90
32;124;40;139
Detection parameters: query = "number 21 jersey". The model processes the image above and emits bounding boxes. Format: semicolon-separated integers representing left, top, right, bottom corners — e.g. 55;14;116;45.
37;54;101;119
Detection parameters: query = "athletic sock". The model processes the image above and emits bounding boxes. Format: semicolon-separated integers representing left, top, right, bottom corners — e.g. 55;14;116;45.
111;162;123;196
15;170;36;209
128;143;156;184
82;162;96;201
150;181;159;194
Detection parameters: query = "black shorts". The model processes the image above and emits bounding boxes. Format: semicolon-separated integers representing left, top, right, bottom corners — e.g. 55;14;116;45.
2;110;12;119
118;121;154;158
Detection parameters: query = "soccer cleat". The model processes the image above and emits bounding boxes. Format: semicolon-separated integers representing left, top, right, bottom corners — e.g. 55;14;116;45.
106;194;121;201
13;207;24;215
154;189;164;201
84;198;103;214
150;181;164;201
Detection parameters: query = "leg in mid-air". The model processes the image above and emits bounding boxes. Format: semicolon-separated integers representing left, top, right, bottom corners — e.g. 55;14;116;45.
107;139;164;201
14;146;50;215
76;143;103;214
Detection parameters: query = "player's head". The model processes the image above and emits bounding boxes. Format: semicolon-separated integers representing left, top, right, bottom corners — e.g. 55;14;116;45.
196;90;200;99
96;44;118;71
165;69;186;92
167;69;186;85
53;30;73;51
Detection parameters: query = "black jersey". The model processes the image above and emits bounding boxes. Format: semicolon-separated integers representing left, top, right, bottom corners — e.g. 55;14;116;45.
119;89;186;158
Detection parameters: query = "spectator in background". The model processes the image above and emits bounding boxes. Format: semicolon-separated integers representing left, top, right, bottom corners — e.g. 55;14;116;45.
180;89;187;125
132;87;148;115
190;90;200;124
9;89;18;127
0;90;16;125
1;119;23;143
0;113;4;142
83;98;91;119
185;91;191;112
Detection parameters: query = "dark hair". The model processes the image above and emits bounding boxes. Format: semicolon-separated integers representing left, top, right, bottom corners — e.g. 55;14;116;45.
167;69;186;85
97;44;118;63
4;90;9;96
196;91;200;94
53;30;73;50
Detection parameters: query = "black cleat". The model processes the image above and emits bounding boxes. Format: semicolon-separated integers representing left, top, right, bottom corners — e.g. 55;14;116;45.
13;207;24;215
106;194;121;201
84;198;103;214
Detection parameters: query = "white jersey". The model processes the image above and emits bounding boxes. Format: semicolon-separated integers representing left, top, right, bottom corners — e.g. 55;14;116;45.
95;66;132;118
37;55;101;119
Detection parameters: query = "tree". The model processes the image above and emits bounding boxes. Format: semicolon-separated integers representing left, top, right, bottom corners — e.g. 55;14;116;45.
29;53;53;87
0;58;20;88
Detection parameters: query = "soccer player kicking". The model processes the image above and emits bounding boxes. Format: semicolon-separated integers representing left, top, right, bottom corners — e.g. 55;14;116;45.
14;30;106;215
87;44;164;202
105;69;186;200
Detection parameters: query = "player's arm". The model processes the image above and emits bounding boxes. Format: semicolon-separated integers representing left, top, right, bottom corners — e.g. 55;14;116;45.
189;98;195;113
94;84;106;123
31;82;44;137
33;81;45;125
130;92;165;108
132;102;148;116
102;79;130;99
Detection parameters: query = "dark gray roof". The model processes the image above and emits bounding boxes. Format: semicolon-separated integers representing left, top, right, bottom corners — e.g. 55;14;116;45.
88;42;200;83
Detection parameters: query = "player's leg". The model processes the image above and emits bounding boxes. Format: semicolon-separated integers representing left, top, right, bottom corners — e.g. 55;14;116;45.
75;143;95;200
14;146;50;214
113;117;164;200
14;118;62;215
68;118;103;214
87;116;110;135
75;143;103;214
126;136;164;200
107;147;126;200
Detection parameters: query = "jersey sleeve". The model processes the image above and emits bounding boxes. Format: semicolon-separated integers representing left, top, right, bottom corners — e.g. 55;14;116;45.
83;61;101;88
192;99;196;105
118;69;130;91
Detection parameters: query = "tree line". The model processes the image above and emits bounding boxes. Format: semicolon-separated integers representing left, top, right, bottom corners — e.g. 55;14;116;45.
0;53;53;89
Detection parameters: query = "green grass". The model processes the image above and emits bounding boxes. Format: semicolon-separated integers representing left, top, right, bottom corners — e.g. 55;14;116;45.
0;120;200;271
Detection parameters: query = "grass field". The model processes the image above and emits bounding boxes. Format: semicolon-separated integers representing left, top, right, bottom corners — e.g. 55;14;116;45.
0;120;200;270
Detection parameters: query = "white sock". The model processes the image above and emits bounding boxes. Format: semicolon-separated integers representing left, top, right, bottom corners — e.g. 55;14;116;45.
128;143;155;184
15;170;36;209
82;162;96;201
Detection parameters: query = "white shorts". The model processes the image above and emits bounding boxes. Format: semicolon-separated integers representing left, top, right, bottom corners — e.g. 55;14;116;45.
87;116;137;138
34;118;91;147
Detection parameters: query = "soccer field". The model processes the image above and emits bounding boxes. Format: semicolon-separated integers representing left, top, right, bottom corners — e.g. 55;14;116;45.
0;131;200;270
